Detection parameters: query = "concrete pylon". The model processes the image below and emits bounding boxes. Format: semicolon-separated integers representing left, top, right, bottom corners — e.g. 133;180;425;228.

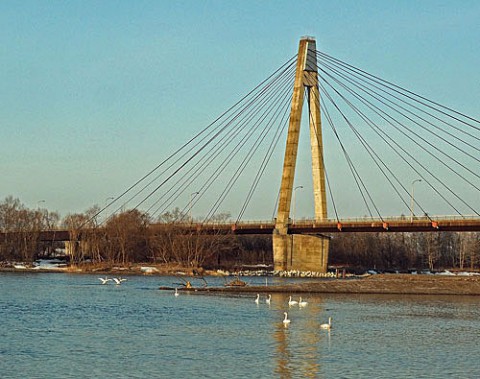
273;37;329;273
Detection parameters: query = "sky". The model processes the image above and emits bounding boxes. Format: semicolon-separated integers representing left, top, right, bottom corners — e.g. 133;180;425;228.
1;0;479;220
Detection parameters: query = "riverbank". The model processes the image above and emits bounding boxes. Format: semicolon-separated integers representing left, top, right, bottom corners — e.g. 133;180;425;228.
178;274;480;296
3;262;480;295
0;262;212;276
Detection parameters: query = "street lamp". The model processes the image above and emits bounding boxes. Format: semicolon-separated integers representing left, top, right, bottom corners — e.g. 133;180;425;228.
37;200;46;209
292;185;303;224
410;179;422;222
189;192;200;223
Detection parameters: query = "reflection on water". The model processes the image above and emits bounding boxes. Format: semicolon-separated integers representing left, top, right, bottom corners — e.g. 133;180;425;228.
1;273;479;378
274;303;322;378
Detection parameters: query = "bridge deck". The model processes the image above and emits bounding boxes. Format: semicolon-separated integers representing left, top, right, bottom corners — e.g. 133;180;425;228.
226;217;480;234
2;217;479;242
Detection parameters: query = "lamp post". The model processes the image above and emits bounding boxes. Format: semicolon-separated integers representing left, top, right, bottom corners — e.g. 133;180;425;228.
189;192;200;223
410;179;422;222
292;185;303;224
37;200;46;209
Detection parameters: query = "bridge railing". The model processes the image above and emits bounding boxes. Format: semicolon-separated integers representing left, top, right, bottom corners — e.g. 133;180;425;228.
178;215;480;227
4;215;479;236
291;215;480;224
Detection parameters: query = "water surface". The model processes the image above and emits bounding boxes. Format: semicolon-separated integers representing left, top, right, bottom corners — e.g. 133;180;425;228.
1;273;479;378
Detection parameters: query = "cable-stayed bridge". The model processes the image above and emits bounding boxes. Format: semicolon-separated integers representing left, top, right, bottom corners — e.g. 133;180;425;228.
101;37;478;223
4;37;480;272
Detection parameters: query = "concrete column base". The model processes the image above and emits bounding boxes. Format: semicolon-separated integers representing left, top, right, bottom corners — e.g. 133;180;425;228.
273;232;329;273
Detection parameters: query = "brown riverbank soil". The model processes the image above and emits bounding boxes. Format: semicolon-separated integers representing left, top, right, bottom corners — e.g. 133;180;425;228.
0;262;209;276
184;274;480;296
4;263;480;295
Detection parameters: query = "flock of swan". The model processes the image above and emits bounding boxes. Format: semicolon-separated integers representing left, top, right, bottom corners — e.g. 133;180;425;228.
255;293;332;329
98;277;127;285
98;279;332;329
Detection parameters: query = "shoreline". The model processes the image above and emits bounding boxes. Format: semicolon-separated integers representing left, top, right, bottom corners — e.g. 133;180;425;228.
184;274;480;296
4;266;479;295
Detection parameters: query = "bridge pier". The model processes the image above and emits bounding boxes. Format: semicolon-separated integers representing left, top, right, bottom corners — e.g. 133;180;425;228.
273;233;329;273
273;36;330;273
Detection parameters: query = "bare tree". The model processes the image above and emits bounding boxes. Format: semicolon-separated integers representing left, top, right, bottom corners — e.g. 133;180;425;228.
81;205;105;263
0;196;23;260
104;209;149;264
61;212;92;265
458;232;479;271
0;196;42;262
152;209;236;269
420;233;441;271
469;233;480;270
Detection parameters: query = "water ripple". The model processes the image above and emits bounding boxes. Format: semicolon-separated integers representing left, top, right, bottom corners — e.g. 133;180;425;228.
1;274;480;378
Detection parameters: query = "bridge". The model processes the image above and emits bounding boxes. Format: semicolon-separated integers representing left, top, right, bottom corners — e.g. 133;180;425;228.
2;37;479;272
7;214;479;241
1;213;478;248
222;216;480;234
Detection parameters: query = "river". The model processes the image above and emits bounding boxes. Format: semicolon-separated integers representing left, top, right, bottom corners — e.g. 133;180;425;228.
0;272;479;378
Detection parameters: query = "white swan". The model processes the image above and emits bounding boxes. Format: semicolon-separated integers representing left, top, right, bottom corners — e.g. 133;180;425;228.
255;294;260;304
298;297;308;307
283;312;291;326
320;317;332;330
98;277;111;285
113;277;127;285
174;288;179;297
288;296;298;306
266;294;272;304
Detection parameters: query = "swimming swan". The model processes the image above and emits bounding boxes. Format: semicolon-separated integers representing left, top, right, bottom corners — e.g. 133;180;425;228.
298;297;308;307
283;312;291;326
266;294;272;304
255;294;260;304
320;317;332;330
174;288;179;297
288;296;298;306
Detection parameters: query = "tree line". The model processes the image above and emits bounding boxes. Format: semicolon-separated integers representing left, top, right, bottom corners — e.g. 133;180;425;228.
0;196;478;272
0;196;269;269
329;231;479;272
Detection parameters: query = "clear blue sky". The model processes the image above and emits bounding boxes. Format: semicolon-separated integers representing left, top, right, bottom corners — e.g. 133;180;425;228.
1;1;479;219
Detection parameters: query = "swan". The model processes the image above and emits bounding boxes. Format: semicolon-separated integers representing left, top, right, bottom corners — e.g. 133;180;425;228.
320;317;332;330
288;296;298;306
113;277;127;285
283;312;291;326
298;297;308;307
174;288;179;297
255;294;260;304
266;294;272;304
98;277;111;285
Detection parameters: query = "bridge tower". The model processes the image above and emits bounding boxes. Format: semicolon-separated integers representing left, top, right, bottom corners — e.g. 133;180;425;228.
273;37;329;273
